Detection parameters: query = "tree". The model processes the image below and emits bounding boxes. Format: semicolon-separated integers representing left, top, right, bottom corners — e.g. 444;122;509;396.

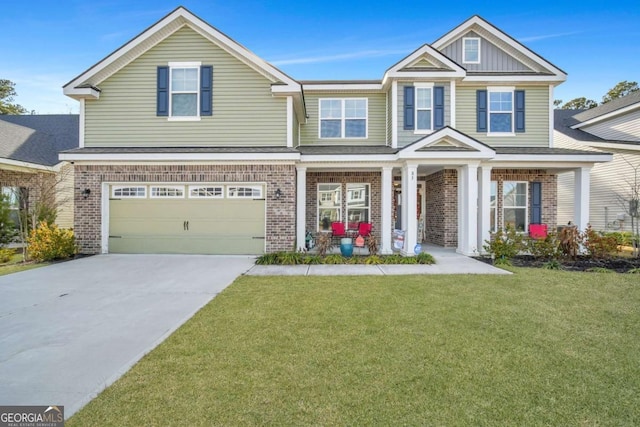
602;80;639;104
553;99;563;107
561;97;598;110
0;79;27;115
615;157;640;258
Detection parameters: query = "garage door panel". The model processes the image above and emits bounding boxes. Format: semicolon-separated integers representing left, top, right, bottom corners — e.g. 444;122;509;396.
108;236;264;255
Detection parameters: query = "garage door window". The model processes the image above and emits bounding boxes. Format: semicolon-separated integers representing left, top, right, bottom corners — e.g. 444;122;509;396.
228;186;262;198
150;186;185;198
189;186;224;198
113;186;146;198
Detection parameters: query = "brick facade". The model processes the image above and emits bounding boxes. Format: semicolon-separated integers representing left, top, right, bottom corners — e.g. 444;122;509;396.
424;169;458;247
305;171;382;239
73;164;296;254
0;169;57;221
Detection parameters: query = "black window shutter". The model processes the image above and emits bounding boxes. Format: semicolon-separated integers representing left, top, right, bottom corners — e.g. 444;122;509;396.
404;86;415;130
200;65;213;116
515;90;525;132
477;90;487;132
157;66;169;116
531;182;542;224
434;86;445;129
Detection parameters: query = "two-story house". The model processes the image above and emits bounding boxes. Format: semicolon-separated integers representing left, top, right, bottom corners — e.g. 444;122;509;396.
60;7;611;256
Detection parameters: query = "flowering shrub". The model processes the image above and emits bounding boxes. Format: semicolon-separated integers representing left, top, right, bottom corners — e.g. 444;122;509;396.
27;221;77;262
483;225;524;263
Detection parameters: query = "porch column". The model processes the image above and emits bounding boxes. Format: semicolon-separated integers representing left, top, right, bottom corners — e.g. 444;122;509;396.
574;166;591;231
380;166;393;254
401;163;418;256
296;166;307;251
457;164;479;256
477;165;492;254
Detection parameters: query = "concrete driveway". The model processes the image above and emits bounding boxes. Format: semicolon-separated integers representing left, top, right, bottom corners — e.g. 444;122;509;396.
0;254;254;418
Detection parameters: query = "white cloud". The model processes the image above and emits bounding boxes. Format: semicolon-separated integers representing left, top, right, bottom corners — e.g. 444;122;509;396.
518;31;582;42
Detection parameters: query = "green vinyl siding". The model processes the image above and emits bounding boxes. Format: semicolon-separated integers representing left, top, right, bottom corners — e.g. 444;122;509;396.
85;26;286;147
397;83;451;147
299;92;387;145
456;86;549;147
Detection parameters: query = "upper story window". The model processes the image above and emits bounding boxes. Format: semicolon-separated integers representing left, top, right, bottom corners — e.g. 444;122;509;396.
415;84;433;133
488;88;514;134
319;98;367;139
463;37;480;64
157;63;213;119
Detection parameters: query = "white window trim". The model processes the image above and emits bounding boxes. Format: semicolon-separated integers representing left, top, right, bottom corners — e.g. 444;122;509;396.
112;186;147;198
317;183;342;232
168;61;202;121
188;185;224;199
345;183;370;226
227;185;263;199
462;37;481;64
318;98;368;139
487;86;515;136
502;181;528;232
414;83;434;135
150;185;185;199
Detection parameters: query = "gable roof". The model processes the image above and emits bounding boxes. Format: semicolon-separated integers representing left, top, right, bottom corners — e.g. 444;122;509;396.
432;15;566;81
571;91;640;127
0;115;79;167
398;126;495;159
63;6;301;99
383;44;466;84
555;109;640;151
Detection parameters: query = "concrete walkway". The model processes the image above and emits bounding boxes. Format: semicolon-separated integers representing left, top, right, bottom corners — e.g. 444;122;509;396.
0;255;254;418
247;246;510;276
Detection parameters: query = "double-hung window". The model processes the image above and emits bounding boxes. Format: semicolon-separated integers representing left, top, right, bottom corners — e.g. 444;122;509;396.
170;62;200;118
488;88;514;134
317;184;341;230
503;181;527;232
319;99;367;138
1;187;23;226
415;84;433;132
463;37;480;64
346;183;370;224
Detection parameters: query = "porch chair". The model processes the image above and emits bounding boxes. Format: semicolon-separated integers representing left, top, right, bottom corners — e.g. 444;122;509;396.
357;222;373;238
330;221;346;246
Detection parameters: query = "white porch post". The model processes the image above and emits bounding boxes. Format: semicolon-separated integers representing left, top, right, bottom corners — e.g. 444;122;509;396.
457;164;479;256
477;165;492;254
402;163;418;256
296;166;307;251
574;166;591;231
380;166;393;254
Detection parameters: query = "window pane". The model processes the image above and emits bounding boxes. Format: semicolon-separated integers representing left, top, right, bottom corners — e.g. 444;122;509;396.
318;208;340;230
321;120;342;138
344;99;366;118
490;113;512;132
318;184;341;207
464;39;479;62
416;88;432;108
417;110;432;130
347;208;369;223
345;119;365;137
504;208;526;232
171;68;198;92
1;187;19;208
320;100;342;119
172;94;197;116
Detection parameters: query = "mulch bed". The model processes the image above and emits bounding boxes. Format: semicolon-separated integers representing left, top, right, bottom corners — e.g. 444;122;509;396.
475;255;640;273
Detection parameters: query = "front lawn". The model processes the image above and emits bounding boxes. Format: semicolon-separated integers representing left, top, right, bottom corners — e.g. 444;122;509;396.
68;270;640;426
0;252;47;276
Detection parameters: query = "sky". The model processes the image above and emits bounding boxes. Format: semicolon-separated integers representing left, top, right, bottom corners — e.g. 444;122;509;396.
2;0;639;114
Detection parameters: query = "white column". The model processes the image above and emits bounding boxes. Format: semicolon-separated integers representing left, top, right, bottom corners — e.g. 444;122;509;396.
457;164;479;256
401;164;418;256
400;166;408;230
574;167;591;231
380;166;393;255
296;167;307;251
477;166;492;254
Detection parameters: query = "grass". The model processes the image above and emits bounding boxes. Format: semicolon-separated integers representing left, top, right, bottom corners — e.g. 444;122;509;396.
68;269;640;426
0;252;46;276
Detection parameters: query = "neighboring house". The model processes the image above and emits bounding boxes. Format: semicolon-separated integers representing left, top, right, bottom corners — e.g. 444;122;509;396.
60;7;611;256
0;114;78;229
555;92;640;232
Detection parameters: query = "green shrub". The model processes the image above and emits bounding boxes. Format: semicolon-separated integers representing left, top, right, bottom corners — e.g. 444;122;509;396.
302;254;323;265
584;226;619;259
27;221;77;262
383;254;404;264
363;255;383;265
323;254;345;264
525;233;560;260
277;251;303;265
0;247;15;264
255;253;279;265
415;252;436;265
399;256;418;264
542;259;562;270
604;231;633;246
483;226;524;262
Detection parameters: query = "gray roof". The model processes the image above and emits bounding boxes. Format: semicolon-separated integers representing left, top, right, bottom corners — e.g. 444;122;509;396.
297;145;397;155
572;91;640;123
62;146;297;154
0;115;79;166
494;146;608;156
554;109;639;147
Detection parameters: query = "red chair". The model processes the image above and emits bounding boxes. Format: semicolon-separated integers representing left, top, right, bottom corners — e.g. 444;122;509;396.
529;224;548;239
357;222;372;238
331;222;346;244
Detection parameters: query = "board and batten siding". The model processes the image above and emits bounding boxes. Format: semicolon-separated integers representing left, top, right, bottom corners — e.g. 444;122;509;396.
299;93;387;145
84;26;287;147
456;86;549;147
440;31;532;73
581;109;640;142
397;83;451;147
555;130;638;232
